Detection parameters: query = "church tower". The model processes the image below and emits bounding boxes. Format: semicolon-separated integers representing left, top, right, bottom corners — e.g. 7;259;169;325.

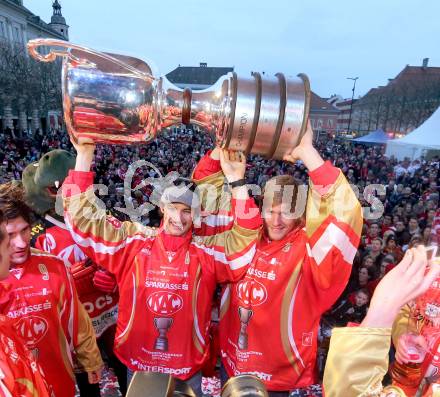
48;0;69;40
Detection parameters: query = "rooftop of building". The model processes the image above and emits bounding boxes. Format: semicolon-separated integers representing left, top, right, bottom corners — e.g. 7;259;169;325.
356;59;440;104
166;63;234;87
310;91;340;113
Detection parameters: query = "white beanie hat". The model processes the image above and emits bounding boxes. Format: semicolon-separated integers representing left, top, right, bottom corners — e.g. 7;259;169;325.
160;183;199;209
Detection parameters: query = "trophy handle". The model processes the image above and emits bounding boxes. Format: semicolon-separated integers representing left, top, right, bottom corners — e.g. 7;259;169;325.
28;38;97;67
27;38;155;80
27;38;310;157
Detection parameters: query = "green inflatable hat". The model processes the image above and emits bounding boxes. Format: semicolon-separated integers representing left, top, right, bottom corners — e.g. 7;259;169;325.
22;149;76;216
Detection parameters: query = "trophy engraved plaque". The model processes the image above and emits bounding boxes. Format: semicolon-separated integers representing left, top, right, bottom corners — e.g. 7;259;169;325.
28;39;311;160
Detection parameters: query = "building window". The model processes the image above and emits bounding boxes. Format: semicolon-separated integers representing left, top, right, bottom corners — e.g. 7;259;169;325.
0;21;5;38
13;26;21;42
328;119;333;128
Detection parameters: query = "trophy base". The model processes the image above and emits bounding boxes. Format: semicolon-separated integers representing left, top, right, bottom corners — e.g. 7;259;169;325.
238;334;248;350
154;337;168;352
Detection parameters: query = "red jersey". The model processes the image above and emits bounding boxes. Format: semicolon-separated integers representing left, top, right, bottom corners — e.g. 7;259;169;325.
32;217;118;337
32;215;87;266
195;160;363;390
62;167;261;381
0;249;102;397
0;314;51;397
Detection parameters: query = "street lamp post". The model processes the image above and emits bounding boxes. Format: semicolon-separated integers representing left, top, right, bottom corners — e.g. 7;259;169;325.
346;77;358;134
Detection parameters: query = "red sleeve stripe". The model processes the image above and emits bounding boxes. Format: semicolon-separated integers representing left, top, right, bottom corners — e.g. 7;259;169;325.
308;161;340;187
308;215;361;248
65;215;150;256
192;152;221;180
192;241;256;271
62;171;95;196
194;241;255;262
306;222;358;266
64;211;151;248
231;199;263;230
195;223;231;237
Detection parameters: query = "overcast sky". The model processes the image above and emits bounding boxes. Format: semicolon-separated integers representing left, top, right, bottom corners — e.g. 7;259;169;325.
27;0;440;98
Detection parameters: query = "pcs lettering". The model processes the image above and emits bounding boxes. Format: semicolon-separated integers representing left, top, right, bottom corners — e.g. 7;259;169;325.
31;223;45;237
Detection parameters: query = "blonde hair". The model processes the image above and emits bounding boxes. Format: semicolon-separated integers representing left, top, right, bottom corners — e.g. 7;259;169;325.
262;175;306;228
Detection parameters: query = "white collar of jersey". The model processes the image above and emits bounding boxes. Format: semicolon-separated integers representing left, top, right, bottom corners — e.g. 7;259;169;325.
44;214;68;230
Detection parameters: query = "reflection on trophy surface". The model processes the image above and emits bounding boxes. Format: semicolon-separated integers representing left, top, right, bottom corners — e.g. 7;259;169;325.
126;372;196;397
154;317;173;351
221;374;268;397
27;38;311;160
238;307;253;350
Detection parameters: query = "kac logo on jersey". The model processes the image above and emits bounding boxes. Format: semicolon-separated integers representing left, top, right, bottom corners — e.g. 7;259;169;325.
58;244;87;266
147;292;183;316
236;279;267;306
15;316;48;348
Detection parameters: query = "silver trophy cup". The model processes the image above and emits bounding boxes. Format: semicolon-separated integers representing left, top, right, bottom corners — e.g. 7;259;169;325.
28;38;310;159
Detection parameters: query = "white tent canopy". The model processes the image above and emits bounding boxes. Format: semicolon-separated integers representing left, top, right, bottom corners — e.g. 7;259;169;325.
386;107;440;160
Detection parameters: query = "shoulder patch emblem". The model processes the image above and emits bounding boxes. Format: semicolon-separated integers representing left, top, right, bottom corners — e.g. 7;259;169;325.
38;264;49;281
106;215;122;229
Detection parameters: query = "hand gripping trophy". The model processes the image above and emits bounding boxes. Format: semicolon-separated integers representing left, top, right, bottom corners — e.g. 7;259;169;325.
27;38;310;159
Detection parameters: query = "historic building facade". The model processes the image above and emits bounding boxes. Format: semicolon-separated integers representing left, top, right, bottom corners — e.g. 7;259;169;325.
350;59;440;136
0;0;68;133
327;95;357;133
309;91;340;137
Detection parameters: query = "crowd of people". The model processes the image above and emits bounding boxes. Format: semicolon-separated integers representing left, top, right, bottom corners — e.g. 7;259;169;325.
1;125;439;312
1;125;438;279
0;123;439;396
321;144;438;326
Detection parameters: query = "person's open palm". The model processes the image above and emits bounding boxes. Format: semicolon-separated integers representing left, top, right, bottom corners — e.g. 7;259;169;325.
363;245;440;328
371;245;438;309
